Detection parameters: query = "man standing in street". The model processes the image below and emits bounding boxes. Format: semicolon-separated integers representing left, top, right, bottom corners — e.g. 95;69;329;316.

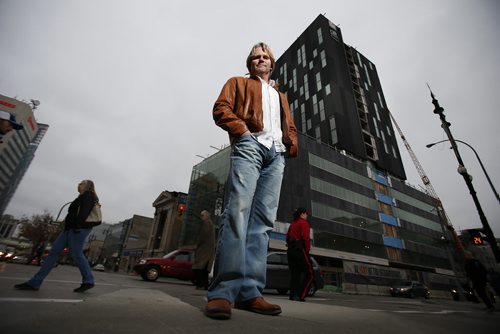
206;42;298;320
192;210;216;290
286;207;313;302
464;251;495;313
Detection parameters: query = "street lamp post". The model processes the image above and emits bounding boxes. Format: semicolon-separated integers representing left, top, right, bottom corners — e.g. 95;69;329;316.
428;88;500;262
426;139;499;204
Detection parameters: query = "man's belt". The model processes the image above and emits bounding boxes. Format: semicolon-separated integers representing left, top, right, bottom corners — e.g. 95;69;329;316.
287;239;304;250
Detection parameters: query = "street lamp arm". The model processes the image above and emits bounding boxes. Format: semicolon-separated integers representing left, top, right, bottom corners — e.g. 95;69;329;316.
426;139;500;204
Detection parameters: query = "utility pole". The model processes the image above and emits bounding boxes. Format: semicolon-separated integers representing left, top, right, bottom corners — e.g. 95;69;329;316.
428;86;500;263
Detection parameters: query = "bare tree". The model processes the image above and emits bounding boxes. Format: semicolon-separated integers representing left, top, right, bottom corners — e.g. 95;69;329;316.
19;212;63;261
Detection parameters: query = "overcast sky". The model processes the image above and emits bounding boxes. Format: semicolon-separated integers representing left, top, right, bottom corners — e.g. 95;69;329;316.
1;0;499;236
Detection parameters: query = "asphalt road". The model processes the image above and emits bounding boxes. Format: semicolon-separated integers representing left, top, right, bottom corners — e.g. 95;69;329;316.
1;263;498;334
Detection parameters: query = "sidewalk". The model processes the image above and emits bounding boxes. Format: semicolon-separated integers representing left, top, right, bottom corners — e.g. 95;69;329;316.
1;287;417;334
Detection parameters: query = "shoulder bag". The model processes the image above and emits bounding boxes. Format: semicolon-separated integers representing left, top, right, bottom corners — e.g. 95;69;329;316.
85;202;102;226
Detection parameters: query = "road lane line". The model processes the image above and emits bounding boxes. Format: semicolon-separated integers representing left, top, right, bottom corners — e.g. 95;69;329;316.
0;298;83;303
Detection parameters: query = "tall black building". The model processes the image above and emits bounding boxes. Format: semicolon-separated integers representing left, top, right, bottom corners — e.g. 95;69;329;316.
182;15;458;295
272;14;406;180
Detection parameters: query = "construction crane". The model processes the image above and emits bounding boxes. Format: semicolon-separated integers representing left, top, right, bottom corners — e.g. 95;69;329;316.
388;110;466;257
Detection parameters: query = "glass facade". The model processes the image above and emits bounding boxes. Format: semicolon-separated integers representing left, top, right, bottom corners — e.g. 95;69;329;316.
179;147;230;246
279;134;452;274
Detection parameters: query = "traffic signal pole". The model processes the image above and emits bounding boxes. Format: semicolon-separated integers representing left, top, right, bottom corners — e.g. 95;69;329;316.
428;87;500;263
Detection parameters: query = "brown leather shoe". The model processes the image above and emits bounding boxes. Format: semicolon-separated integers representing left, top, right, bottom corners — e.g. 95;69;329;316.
205;299;231;320
235;297;282;316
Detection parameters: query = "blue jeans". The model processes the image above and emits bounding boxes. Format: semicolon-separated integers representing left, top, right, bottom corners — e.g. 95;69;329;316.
208;135;285;302
28;229;94;288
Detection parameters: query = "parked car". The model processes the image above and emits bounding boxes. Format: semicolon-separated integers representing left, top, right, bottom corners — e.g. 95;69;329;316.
93;264;106;271
0;250;15;262
265;251;325;296
451;282;496;303
390;280;430;299
133;249;195;282
10;255;29;264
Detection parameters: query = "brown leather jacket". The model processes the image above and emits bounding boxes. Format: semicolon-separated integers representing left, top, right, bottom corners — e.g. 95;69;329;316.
213;76;298;157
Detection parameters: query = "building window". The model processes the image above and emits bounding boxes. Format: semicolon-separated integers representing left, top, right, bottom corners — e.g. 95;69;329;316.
315;126;321;142
316;72;322;91
301;44;306;68
319;99;325;121
297;48;302;65
373;117;380;138
320;50;327;67
329;27;338;41
379;202;393;215
313;48;318;58
377;91;385;109
386;247;402;262
325;83;331;95
317;27;323;44
312;94;318;115
391;145;398;159
307;118;312;130
375;182;389;195
310;180;379;212
309;61;313;70
329;116;338;145
300;86;304;96
357;52;363;67
383;224;397;238
386;125;392;137
301;103;306;132
309;153;374;188
293;68;297;92
304;74;310;100
283;63;288;83
381;131;389;153
363;64;372;86
374;103;381;121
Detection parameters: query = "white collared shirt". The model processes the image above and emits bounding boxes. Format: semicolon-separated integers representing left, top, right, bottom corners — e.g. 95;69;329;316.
253;77;286;152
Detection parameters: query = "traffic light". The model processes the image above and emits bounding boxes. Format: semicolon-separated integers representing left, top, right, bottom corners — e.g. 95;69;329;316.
177;204;186;217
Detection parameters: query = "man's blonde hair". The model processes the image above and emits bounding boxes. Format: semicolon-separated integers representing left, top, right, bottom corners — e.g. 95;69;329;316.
246;42;276;75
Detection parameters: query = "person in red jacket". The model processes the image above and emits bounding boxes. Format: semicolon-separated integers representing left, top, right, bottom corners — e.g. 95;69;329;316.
286;207;313;301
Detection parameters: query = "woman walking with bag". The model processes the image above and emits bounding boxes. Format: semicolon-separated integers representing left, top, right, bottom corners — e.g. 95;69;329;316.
14;179;101;292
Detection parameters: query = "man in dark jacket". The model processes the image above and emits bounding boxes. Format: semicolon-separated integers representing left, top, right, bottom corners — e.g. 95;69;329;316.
464;251;495;312
192;210;216;290
286;208;313;302
205;42;298;320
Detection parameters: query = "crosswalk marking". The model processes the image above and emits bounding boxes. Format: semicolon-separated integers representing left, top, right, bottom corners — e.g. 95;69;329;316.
368;309;472;315
0;297;83;303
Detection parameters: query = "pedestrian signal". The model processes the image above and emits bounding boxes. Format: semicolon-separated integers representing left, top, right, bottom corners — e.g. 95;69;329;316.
177;204;186;217
468;229;484;245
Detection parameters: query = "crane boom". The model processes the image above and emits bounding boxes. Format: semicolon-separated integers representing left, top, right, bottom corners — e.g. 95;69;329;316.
388;110;465;255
